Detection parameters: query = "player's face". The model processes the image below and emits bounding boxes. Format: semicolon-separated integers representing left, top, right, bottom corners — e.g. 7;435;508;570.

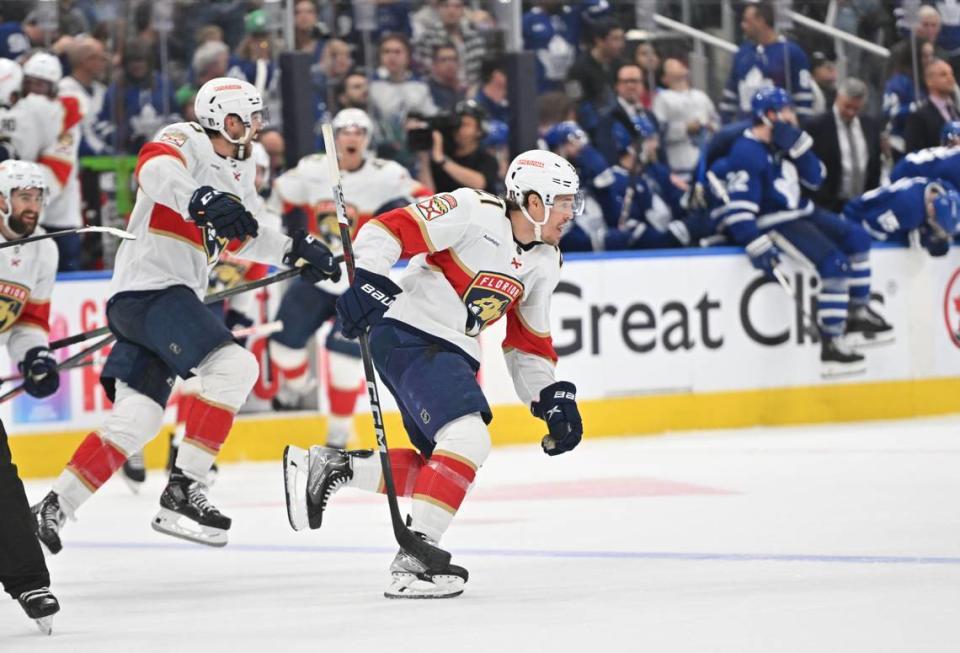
542;194;577;245
7;187;43;236
336;127;368;160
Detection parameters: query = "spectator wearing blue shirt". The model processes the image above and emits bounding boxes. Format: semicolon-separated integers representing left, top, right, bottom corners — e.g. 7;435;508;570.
522;0;578;93
427;43;465;112
472;58;509;125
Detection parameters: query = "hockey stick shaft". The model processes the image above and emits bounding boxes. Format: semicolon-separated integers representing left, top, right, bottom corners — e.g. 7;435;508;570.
321;123;451;569
772;266;818;335
0;225;135;250
1;321;285;385
0;334;116;403
48;262;329;351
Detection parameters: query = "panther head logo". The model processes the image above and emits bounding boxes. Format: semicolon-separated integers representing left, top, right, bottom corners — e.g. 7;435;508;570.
470;296;509;322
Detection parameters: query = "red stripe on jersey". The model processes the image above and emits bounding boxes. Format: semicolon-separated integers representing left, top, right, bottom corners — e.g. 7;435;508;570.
377;449;426;497
244;262;268;281
183;397;236;455
18;300;50;332
372;208;433;257
411;453;477;513
37;155;72;187
424;249;473;297
148;202;203;248
411;185;433;198
59;96;83;131
502;306;558;363
134;142;187;180
224;236;251;254
67;432;127;491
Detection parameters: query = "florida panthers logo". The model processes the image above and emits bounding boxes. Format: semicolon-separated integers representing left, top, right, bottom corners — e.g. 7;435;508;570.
313;200;359;250
0;281;29;333
209;258;251;291
462;272;523;336
202;226;230;263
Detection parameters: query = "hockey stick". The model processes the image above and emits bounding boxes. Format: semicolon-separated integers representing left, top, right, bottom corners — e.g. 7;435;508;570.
1;321;285;386
0;225;136;250
772;266;818;337
321;123;452;570
0;334;115;403
48;261;333;351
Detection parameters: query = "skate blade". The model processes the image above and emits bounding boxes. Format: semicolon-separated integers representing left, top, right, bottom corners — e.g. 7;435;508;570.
846;331;895;349
820;361;867;378
283;445;310;532
384;572;465;599
34;615;54;635
151;508;228;548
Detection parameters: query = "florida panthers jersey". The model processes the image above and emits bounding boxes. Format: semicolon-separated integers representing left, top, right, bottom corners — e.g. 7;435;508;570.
0;232;58;363
354;188;560;405
719;38;814;122
842;176;940;243
111;122;290;299
271;153;427;295
709;130;824;245
890;146;960;189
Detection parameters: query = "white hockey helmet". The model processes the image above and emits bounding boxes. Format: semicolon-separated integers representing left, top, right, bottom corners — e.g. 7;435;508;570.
0;58;23;107
331;108;373;151
505;149;583;241
195;77;266;155
22;51;63;84
0;160;47;232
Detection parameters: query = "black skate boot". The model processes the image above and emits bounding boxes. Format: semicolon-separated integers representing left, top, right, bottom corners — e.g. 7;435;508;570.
151;472;231;547
31;491;66;555
283;445;370;531
821;336;866;377
846;304;894;347
18;587;60;635
385;530;468;600
121;450;146;493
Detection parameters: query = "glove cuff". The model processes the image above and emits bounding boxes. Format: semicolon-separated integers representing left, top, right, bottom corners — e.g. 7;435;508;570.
532;381;577;417
355;267;404;297
745;234;774;256
788;131;814;159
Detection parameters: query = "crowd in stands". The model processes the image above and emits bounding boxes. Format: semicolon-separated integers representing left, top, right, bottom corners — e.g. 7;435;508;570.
1;0;960;270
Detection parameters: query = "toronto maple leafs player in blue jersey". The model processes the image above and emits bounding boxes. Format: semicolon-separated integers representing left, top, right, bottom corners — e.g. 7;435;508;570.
719;2;814;123
709;87;892;373
842;177;960;256
891;122;960;188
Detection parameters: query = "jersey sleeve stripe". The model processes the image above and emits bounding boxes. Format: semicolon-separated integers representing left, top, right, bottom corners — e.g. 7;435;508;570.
503;307;558;363
59;95;83;132
134;142;188;180
147;203;205;251
372;207;436;256
19;300;51;332
37;155;72;187
424;249;473;296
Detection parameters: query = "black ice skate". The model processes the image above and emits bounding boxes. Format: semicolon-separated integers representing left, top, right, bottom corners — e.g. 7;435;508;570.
18;587;60;635
821;336;866;377
121;450;146;493
31;491;66;555
384;532;468;600
846;304;894;347
283;445;368;531
151;472;231;547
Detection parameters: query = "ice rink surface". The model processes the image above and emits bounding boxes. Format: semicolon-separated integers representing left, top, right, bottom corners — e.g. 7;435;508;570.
3;416;960;652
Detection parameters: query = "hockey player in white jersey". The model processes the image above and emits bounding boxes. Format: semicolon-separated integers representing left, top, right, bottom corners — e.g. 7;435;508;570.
283;150;585;598
268;108;429;447
32;78;341;551
0;160;61;634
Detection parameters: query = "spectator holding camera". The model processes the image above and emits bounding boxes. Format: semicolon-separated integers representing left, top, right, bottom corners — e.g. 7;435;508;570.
416;100;498;193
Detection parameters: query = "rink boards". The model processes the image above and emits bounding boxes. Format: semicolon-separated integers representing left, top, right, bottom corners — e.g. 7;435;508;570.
7;245;960;477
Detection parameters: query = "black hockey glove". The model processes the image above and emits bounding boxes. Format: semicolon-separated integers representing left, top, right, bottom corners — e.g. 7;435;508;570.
188;186;259;240
19;346;59;399
531;381;582;456
771;121;814;159
336;268;403;340
284;230;342;283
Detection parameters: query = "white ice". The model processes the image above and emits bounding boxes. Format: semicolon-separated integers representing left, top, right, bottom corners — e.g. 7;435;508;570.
3;416;960;652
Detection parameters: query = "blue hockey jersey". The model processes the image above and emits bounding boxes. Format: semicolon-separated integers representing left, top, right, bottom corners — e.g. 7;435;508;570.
890;146;960;188
708;130;824;245
882;73;923;154
719;38;814;123
842;176;939;243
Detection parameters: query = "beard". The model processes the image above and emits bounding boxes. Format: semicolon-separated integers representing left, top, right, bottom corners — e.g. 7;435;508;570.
8;211;38;237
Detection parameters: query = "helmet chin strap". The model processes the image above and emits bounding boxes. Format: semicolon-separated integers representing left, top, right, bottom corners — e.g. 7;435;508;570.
519;201;550;243
221;124;253;160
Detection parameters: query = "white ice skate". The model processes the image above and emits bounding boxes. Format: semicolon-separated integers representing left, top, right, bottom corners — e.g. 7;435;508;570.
384;543;468;600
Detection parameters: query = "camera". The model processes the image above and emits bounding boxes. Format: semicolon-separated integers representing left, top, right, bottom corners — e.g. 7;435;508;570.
406;111;461;152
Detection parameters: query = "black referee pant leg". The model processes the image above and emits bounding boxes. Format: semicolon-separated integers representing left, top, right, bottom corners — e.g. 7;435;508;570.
0;419;50;600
